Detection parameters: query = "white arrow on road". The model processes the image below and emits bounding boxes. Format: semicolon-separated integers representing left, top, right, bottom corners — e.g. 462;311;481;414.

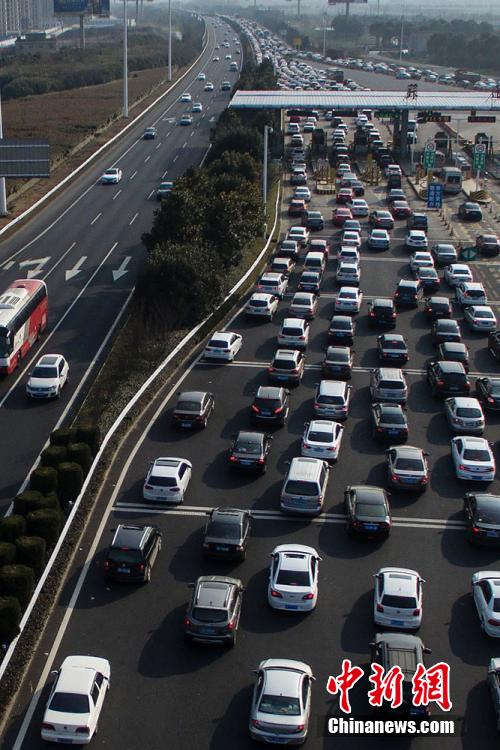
209;116;215;123
19;257;50;278
65;256;87;281
112;256;131;281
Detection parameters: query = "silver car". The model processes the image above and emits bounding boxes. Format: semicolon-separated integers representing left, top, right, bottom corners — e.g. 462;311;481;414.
444;397;485;435
249;659;314;745
386;445;429;492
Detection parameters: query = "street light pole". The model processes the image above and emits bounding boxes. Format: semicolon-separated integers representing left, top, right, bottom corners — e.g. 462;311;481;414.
399;2;404;62
123;0;129;118
0;89;7;216
168;0;172;81
322;13;327;58
263;125;270;212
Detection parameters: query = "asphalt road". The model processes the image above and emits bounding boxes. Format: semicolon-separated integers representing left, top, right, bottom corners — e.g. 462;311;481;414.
0;17;241;511
4;107;500;749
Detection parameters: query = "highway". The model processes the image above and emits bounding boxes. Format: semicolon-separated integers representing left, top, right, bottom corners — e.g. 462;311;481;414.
3;96;500;747
0;16;242;512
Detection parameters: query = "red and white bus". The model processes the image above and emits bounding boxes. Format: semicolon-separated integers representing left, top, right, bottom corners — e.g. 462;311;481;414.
0;279;48;375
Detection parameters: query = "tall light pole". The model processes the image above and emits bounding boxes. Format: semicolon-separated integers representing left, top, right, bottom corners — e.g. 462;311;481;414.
399;2;404;62
168;0;172;81
123;0;129;117
0;90;7;216
322;13;327;58
263;125;273;214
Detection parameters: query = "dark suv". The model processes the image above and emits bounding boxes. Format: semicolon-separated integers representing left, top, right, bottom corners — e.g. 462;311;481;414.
203;508;251;560
427;360;470;397
407;213;428;231
229;431;272;473
394;279;421;308
104;524;162;583
368;298;397;328
370;633;431;717
251;386;290;426
184;576;243;647
172;390;215;429
489;330;500;362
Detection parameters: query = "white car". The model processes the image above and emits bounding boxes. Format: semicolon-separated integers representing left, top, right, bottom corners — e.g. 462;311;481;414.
143;457;192;502
373;567;424;630
337;246;360;265
268;544;321;611
192;102;203;113
410;252;434;275
180;92;192;102
301;419;343;460
341;231;362;248
444;397;485;434
278;317;309;349
451;436;495;482
197;72;206;80
212;56;220;62
464;305;497;332
255;272;288;299
287;226;310;247
101;167;122;184
406;230;428;250
455;282;487;307
444;263;473;287
245;293;279;320
204;82;214;91
294;186;311;202
26;354;69;399
41;655;110;744
204;331;242;361
336;262;360;285
472;572;500;637
349;199;369;217
335;286;363;313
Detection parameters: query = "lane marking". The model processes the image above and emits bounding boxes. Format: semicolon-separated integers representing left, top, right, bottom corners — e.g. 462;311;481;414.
155;142;162;149
18;257;50;279
182;142;187;149
147;190;155;199
64;255;87;282
90;212;102;226
112;256;131;282
162;170;168;178
43;242;77;280
112;189;122;200
130;170;138;180
129;212;139;226
144;155;151;164
173;155;178;163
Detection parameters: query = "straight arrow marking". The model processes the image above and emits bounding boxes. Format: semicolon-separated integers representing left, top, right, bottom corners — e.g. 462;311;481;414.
65;256;87;281
112;256;131;282
19;257;50;278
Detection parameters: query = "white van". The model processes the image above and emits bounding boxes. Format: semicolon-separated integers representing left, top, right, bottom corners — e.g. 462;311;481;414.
280;457;330;516
440;166;462;195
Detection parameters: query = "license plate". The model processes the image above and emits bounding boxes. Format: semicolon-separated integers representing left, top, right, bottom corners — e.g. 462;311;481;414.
261;411;271;416
405;478;419;483
448;387;458;392
240;460;252;466
216;545;229;552
276;375;287;380
364;523;378;531
181;421;192;427
57;741;73;745
199;627;216;635
387;429;398;435
390;620;405;626
487;531;499;538
271;739;287;744
285;604;299;610
117;567;130;573
329;365;341;370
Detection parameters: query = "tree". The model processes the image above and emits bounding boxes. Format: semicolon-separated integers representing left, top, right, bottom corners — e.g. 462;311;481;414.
210;125;263;163
208;151;261;193
205;186;264;269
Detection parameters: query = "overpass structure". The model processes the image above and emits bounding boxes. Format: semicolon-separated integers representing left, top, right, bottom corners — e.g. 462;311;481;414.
229;90;500;155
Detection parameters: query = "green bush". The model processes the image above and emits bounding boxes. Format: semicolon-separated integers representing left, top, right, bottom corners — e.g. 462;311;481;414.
26;509;62;548
0;515;26;544
0;596;22;642
40;444;68;469
57;462;84;505
75;422;100;455
43;491;61;511
67;443;92;475
29;466;58;495
13;490;44;517
0;565;34;607
15;536;46;577
0;542;16;567
50;427;77;447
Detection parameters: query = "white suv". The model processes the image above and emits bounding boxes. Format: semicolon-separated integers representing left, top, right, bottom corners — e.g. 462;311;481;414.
26;354;69;399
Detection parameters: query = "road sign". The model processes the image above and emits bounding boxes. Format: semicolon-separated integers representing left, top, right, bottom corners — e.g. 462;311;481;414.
427;183;443;209
468;115;496;123
423;142;436;169
461;247;477;261
0;140;50;178
473;143;486;170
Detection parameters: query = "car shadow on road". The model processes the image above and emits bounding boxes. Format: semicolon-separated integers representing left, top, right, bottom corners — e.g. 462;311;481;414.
318;522;386;561
425;412;450;447
462;679;497;748
430;454;472;499
339;589;373;656
448;593;493;667
440;526;500;568
209;685;254;750
240;566;311;635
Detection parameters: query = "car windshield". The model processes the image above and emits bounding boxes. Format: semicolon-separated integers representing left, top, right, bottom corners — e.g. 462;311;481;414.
285;480;317;496
192;607;227;623
395;458;424;471
277;570;310;586
356;503;386;517
49;692;90;714
259;694;301;716
477;502;500;524
456;407;481;418
108;549;142;564
32;366;57;379
463;449;491;461
206;521;241;539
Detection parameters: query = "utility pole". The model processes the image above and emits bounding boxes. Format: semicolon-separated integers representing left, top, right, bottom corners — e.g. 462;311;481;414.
322;13;327;58
168;0;172;81
123;0;129;117
0;90;7;216
399;4;404;62
79;13;85;50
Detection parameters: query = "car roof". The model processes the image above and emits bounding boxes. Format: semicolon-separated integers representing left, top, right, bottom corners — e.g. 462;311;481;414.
398;279;418;287
373;298;393;307
263;666;303;696
250;292;274;302
376;367;404;379
37;354;60;366
283;317;306;326
318;380;347;395
378;402;404;414
111;524;150;549
211;507;246;522
437;360;465;372
274;349;299;360
392;445;423;459
440;341;466;352
151;458;183;476
57;661;98;695
196;578;234;608
449;396;480;408
460;436;489;448
381;568;418;596
179;390;206;402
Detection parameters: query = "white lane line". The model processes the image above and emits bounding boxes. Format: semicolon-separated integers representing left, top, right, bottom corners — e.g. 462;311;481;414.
112;189;122;201
165;131;171;137
2;260;15;270
144;155;151;164
155;142;162;149
0;242;119;410
90;212;102;226
43;242;76;281
147;190;155;199
162;170;168;178
130;170;138;180
173;155;178;163
190;131;195;137
182;141;187;149
129;213;139;226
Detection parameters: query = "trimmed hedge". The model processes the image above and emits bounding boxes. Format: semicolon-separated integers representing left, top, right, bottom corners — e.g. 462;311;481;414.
43;491;61;511
0;565;34;608
26;509;62;548
40;444;68;469
0;542;16;567
0;596;22;643
57;462;84;505
75;423;100;456
67;443;92;475
29;466;58;495
15;536;46;577
50;427;77;447
0;515;26;544
13;490;44;517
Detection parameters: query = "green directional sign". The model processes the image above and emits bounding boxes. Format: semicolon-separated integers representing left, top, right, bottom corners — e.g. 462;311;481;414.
423;151;435;169
461;247;477;261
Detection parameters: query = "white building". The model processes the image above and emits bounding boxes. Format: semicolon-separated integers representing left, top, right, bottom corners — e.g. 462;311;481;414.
0;0;55;36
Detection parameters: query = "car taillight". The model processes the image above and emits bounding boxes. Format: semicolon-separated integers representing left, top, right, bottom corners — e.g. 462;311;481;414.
488;619;500;626
419;477;427;484
488;396;495;404
299;335;305;340
271;589;283;598
413;608;421;616
302;593;314;600
75;727;90;735
258;458;265;464
290;368;299;374
436;380;444;386
274;406;284;414
376;427;383;432
226;621;235;631
268;367;275;372
195;415;204;422
376;604;384;612
229;456;238;463
104;561;109;570
251;405;260;413
42;723;55;731
294;724;305;733
251;720;261;728
170;486;180;492
369;311;375;317
145;484;154;490
184;617;191;627
472;526;480;533
391;473;399;482
391;313;396;318
138;563;145;571
395;292;400;297
459;464;467;471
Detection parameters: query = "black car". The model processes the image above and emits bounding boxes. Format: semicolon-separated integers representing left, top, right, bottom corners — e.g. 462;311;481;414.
184;575;243;647
458;202;483;221
172;390;215;429
407;213;428;231
369;210;394;230
322;346;353;379
350;179;365;196
431;319;461;344
427;360;470;397
476;377;500;412
416;267;440;293
303;210;324;231
386;188;406;205
489;330;500;362
298;270;322;293
328;315;355;345
423;296;452;319
202;508;251;559
370;634;431;718
431;244;457;267
377;334;409;363
394;279;421;307
251;386;290;426
464;493;500;546
104;524;162;583
476;234;500;257
345;485;392;538
438;341;469;370
372;402;408;442
228;431;272;473
368;298;397;328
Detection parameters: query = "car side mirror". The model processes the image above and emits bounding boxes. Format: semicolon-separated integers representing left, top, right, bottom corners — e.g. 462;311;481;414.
51;669;58;675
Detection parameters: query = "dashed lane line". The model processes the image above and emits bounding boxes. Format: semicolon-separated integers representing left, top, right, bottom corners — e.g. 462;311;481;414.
129;213;139;226
112;189;122;200
130;170;138;180
90;212;101;225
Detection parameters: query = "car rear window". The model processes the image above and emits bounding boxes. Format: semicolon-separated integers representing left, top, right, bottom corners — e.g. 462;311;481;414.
476;505;500;524
456;407;481;418
277;570;310;586
383;340;406;349
206;521;241;539
176;401;199;411
49;692;90;714
356;503;386;517
379;381;404;390
317;395;343;404
208;339;228;348
108;549;142;564
282;327;303;337
255;398;281;410
259;695;301;716
149;475;177;487
463;449;491;462
192;607;227;623
274;359;296;370
284;480;318;496
382;595;417;609
381;412;406;425
309;429;333;442
331;320;351;330
250;299;268;308
395;458;424;471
